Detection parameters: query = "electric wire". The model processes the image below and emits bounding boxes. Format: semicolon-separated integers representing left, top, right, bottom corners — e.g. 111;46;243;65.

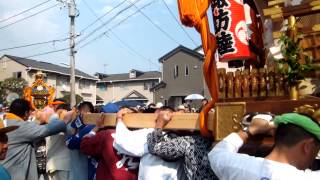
126;0;180;45
81;0;159;68
77;0;143;45
77;0;155;50
24;47;70;58
0;37;70;52
0;0;52;23
79;0;127;34
0;3;59;30
160;0;197;46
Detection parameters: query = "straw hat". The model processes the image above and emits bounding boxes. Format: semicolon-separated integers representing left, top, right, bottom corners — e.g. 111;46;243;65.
0;119;19;134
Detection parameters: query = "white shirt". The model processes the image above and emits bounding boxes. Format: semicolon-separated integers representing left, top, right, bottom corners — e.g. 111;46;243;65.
113;120;184;180
208;133;320;180
46;133;71;173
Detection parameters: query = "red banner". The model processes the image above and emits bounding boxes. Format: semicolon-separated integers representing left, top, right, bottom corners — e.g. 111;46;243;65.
212;0;251;62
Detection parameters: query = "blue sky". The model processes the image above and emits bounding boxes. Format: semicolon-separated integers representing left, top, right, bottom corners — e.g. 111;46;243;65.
0;0;214;75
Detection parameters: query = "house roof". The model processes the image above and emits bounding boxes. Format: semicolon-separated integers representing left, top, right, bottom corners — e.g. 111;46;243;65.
98;71;161;82
149;81;166;91
193;45;202;52
3;55;97;80
122;90;148;101
158;45;204;63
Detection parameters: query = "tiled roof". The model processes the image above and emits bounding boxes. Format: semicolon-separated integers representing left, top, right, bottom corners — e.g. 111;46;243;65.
158;45;204;63
99;71;161;82
4;55;97;80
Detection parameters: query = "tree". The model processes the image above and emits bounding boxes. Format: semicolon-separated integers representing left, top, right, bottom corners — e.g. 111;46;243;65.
0;77;28;105
61;93;83;106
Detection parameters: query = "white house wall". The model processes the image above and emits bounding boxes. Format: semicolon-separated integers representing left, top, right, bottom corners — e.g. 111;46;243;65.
0;56;97;104
97;80;157;103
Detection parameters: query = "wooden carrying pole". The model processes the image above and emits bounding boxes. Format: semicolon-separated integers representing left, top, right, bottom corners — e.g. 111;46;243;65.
82;102;247;141
83;113;215;131
82;99;319;140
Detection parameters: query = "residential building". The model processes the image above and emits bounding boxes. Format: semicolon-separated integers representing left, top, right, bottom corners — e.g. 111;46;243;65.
96;69;161;104
0;55;98;103
194;46;243;72
150;45;210;108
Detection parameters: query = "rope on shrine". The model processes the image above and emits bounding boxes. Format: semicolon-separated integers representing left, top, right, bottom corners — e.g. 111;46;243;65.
177;0;218;137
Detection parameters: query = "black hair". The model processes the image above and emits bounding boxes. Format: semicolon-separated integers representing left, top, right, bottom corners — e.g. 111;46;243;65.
56;103;71;111
143;107;156;113
9;99;31;118
160;106;175;112
53;98;65;103
275;114;320;148
77;101;94;113
147;103;156;108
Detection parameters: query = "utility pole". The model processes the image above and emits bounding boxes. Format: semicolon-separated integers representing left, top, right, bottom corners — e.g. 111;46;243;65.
68;0;76;107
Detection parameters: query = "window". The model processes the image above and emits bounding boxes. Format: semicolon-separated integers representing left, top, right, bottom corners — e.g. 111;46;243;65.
98;83;107;91
85;80;90;88
79;80;85;89
43;76;48;82
129;71;136;78
120;83;128;90
13;71;22;78
143;82;148;90
2;60;6;69
58;77;69;86
79;80;91;89
185;65;189;76
174;65;179;78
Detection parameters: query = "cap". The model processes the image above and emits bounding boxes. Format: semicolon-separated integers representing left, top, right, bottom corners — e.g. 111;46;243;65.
274;113;320;141
177;105;185;110
155;102;163;109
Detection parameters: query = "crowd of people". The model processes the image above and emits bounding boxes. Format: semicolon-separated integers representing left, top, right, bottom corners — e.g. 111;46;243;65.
0;98;319;180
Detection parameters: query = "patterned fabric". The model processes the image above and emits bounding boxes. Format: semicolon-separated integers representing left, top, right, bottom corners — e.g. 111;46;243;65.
147;129;218;180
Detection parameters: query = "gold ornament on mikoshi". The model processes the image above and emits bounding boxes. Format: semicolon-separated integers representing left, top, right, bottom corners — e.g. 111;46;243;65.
23;71;55;110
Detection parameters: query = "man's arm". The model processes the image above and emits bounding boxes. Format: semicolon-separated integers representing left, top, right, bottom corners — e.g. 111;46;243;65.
16;115;66;142
113;119;153;157
80;131;104;157
147;129;186;161
80;113;110;157
66;125;95;150
208;117;274;178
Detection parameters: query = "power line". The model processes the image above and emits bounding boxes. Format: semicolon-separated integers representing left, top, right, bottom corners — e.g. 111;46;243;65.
110;30;159;68
126;0;180;45
0;3;59;30
81;0;159;69
0;37;69;52
80;0;127;34
160;0;197;46
24;47;70;58
0;0;52;23
77;0;143;45
77;0;155;50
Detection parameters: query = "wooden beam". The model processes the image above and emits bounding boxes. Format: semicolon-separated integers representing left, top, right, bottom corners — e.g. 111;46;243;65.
83;113;215;131
313;24;320;31
263;2;320;19
82;99;319;140
267;0;285;6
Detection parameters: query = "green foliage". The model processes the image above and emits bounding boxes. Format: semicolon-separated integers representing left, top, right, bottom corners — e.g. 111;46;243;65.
276;35;314;86
61;93;83;105
0;81;5;104
0;77;27;105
